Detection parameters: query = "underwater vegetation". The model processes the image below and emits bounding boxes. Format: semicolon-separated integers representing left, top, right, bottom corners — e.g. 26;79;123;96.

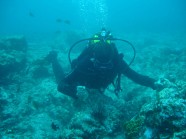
0;36;27;86
123;116;145;139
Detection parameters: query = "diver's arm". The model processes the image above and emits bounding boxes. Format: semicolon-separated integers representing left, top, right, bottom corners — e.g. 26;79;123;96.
52;59;65;84
120;60;156;89
77;45;94;60
71;46;93;69
46;51;65;84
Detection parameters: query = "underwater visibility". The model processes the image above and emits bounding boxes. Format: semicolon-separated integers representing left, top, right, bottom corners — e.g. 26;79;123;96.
0;0;186;138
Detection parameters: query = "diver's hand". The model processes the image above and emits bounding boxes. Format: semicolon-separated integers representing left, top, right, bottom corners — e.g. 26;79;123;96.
154;78;172;91
76;86;88;101
46;51;58;63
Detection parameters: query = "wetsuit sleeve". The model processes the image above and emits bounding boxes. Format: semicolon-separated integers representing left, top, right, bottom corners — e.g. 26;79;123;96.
52;58;65;84
120;60;156;89
71;46;92;69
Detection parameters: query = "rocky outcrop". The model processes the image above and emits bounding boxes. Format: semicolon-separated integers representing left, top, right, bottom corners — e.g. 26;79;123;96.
123;80;186;139
0;36;27;85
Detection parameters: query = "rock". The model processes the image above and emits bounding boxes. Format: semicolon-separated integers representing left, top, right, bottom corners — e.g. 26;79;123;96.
139;81;186;138
0;50;26;79
0;36;27;52
0;36;27;85
32;66;51;79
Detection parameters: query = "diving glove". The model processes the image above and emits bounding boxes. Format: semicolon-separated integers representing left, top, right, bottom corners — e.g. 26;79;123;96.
76;86;88;101
154;77;172;91
46;51;58;63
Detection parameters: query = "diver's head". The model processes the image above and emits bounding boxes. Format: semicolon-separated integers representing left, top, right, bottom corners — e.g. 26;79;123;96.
100;28;111;38
93;42;114;63
89;28;113;45
101;28;107;37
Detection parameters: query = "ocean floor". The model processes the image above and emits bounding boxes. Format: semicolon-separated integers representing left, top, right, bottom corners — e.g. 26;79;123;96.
0;31;186;139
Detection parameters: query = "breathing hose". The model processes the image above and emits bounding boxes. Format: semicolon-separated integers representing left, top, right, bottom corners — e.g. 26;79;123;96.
68;38;136;67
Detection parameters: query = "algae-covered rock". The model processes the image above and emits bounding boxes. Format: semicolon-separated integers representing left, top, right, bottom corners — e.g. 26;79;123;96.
28;58;52;79
32;66;51;79
0;50;26;79
139;81;186;138
173;130;186;139
0;36;27;85
0;36;27;52
123;116;145;139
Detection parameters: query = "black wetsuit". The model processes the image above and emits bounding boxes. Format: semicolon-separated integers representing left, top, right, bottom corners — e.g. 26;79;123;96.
52;42;156;99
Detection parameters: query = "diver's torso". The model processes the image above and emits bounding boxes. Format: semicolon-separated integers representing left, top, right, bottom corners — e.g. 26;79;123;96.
65;57;118;90
65;43;120;89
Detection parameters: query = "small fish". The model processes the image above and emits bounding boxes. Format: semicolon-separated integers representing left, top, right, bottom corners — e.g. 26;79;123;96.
29;11;34;17
56;18;62;23
56;18;71;25
63;20;71;25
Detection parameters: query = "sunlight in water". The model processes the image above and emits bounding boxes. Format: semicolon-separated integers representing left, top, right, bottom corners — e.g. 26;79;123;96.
79;0;108;31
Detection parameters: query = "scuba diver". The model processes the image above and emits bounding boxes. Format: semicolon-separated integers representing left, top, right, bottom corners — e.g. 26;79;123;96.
47;28;163;99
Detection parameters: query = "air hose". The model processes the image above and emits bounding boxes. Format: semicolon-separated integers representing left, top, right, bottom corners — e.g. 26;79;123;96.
68;38;136;67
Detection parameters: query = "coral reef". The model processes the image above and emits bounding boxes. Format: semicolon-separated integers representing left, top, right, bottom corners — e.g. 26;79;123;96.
0;36;27;52
140;80;186;138
0;36;27;86
123;116;145;139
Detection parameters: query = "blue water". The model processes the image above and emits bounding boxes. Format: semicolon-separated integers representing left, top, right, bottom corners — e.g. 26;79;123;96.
1;1;186;138
0;0;186;37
